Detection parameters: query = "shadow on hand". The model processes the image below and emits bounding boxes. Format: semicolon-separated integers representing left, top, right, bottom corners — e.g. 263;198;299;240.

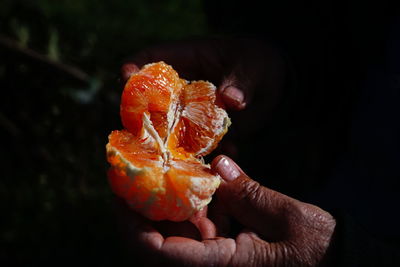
112;197;203;265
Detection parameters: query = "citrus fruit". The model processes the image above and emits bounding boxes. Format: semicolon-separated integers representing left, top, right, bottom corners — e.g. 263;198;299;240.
106;61;231;221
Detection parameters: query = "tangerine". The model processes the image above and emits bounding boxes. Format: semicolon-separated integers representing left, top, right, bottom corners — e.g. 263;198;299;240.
106;62;230;221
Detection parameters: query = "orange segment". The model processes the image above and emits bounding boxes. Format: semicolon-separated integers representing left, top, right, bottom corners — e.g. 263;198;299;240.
106;61;230;221
168;81;231;157
120;62;185;139
107;130;219;221
107;130;161;168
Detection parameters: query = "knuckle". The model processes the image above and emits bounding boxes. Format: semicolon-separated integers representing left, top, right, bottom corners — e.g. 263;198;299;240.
236;178;263;204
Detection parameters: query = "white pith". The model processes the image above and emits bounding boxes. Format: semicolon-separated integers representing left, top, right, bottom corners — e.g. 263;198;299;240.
142;113;170;169
106;143;158;179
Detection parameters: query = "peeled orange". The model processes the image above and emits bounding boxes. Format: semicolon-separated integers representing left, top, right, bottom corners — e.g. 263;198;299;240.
106;62;230;221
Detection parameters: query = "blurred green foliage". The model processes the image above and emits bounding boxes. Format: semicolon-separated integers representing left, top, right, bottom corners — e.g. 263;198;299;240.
0;0;207;77
0;0;208;265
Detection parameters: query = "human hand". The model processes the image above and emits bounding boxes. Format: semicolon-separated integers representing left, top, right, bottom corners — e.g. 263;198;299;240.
120;38;287;157
114;155;336;267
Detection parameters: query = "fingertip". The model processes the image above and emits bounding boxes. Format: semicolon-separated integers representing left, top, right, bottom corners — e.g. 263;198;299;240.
219;85;246;111
212;155;241;182
121;63;140;82
139;229;164;250
235;101;247;110
211;155;227;170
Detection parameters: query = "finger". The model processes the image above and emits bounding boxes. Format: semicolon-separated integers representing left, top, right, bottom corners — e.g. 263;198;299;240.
138;226;165;251
119;196;279;266
211;155;243;182
218;72;247;110
157;236;236;267
156;229;290;266
189;207;217;240
157;232;277;267
191;205;208;219
153;220;201;240
211;155;292;241
219;85;247;111
190;216;217;240
121;63;140;82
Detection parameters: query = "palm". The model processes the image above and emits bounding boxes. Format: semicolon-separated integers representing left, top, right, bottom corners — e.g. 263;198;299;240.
116;199;259;267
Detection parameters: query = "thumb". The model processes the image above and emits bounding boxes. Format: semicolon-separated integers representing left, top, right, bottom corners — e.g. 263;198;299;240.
211;155;291;241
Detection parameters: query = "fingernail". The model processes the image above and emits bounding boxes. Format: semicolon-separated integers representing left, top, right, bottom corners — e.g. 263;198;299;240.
222;86;245;105
214;156;241;181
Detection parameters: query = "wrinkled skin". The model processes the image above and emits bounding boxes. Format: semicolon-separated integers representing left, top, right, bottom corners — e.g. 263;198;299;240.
116;39;336;266
114;156;335;267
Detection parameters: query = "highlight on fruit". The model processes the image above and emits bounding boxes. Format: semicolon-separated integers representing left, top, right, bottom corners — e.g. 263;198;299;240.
106;61;231;221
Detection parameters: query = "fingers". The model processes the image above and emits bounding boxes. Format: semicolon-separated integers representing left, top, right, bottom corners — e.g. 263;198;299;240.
211;155;292;241
211;155;336;264
114;197;234;266
147;229;290;267
114;196;234;266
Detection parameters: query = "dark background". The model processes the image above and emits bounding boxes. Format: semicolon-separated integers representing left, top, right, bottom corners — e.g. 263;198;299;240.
1;0;399;265
0;0;208;265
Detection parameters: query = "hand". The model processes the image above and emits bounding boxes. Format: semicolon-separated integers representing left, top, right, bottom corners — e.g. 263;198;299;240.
114;155;336;267
120;38;287;158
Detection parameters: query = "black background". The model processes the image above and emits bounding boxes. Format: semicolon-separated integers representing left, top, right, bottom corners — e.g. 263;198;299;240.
1;0;399;265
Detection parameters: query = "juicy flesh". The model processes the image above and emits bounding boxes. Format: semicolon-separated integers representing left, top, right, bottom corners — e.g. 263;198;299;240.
120;62;230;167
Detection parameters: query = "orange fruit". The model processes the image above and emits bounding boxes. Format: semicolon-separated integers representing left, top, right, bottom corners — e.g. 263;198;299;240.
106;62;230;221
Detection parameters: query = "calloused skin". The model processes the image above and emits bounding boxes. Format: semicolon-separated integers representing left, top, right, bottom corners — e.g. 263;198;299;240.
116;39;336;266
